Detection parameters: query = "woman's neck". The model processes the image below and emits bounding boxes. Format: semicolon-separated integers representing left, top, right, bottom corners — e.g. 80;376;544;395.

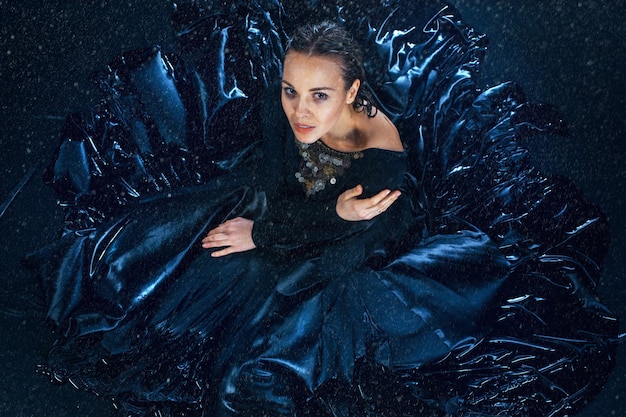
321;107;368;152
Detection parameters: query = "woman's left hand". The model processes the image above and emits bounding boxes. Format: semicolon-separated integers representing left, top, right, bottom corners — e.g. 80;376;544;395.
336;184;401;221
202;217;256;257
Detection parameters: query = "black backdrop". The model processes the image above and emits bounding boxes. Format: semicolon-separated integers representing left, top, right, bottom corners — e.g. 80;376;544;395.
1;1;623;416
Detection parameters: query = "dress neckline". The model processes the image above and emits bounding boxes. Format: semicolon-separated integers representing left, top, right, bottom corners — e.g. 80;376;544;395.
315;138;405;156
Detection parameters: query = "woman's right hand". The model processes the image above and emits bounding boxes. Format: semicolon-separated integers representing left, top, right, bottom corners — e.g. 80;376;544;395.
336;184;401;221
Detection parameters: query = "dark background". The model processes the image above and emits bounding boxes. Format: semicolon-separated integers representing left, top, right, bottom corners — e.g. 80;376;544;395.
1;1;623;416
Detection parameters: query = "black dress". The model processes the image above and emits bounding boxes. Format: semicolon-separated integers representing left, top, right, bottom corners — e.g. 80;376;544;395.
26;1;619;417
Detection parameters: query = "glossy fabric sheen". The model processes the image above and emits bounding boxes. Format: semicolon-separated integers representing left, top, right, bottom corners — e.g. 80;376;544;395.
27;1;619;417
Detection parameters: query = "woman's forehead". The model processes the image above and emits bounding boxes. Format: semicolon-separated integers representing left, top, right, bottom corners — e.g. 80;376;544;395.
282;52;344;87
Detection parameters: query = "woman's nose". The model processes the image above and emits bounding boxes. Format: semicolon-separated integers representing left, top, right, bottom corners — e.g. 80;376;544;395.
294;99;309;118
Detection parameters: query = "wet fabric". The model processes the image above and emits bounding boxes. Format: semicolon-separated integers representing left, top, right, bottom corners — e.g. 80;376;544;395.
26;1;619;417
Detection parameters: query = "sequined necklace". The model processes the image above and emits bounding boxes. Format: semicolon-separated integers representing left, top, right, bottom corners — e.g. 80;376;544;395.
295;139;364;196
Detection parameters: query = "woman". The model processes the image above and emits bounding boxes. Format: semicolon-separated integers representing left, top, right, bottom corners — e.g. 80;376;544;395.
201;22;404;259
28;3;618;417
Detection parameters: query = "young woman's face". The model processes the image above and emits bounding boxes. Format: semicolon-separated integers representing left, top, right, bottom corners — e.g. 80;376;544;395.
281;51;359;144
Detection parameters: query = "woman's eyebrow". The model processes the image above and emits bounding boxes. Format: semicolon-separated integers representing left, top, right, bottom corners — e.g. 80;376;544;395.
281;80;335;92
310;86;335;92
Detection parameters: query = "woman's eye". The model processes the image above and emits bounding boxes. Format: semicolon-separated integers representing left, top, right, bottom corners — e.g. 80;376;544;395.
283;87;296;97
314;92;328;100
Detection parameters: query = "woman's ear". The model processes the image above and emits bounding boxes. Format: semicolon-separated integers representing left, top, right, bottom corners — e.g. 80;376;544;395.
346;79;361;104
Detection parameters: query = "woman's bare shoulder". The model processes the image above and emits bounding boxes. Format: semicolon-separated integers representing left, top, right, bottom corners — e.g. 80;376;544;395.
366;111;404;152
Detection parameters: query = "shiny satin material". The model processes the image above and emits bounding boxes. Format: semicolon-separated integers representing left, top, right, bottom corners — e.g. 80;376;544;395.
27;1;618;417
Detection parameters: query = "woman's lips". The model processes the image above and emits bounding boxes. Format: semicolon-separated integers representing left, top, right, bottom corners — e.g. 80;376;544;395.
294;122;315;134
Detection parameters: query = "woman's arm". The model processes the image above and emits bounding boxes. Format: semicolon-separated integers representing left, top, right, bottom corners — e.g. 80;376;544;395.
202;177;405;258
252;145;407;250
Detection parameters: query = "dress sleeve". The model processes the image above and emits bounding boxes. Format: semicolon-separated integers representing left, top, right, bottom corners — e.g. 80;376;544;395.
251;85;408;251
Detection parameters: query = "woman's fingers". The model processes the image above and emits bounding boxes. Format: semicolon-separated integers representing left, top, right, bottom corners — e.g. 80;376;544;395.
210;246;236;257
201;232;225;247
370;190;401;216
369;189;392;206
202;225;227;247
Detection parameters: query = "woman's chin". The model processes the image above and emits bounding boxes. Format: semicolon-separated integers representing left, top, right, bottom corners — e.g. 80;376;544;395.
293;132;317;144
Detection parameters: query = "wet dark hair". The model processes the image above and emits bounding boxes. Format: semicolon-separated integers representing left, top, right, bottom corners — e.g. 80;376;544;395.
285;21;377;117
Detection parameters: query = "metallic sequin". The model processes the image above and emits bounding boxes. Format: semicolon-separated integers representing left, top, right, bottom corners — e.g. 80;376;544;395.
295;140;363;196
